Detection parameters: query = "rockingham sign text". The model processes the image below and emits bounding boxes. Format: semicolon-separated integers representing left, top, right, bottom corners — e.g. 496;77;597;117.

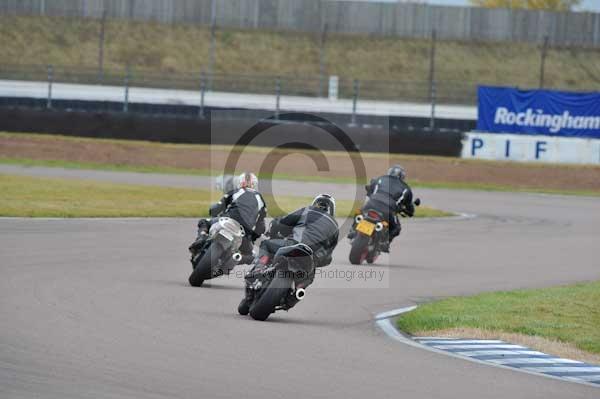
467;86;600;164
493;108;600;134
477;86;600;139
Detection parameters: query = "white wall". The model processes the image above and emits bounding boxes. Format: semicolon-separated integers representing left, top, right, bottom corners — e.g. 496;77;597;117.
462;132;600;165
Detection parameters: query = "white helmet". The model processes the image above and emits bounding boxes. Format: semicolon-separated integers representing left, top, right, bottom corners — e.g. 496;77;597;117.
237;172;258;190
312;194;336;217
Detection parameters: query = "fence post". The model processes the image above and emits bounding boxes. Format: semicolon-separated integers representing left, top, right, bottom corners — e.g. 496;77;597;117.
46;65;53;109
318;23;328;97
430;81;437;132
127;0;134;19
275;77;281;120
351;79;359;125
539;35;549;89
98;4;107;83
208;0;217;89
428;29;437;131
199;71;206;118
123;65;130;112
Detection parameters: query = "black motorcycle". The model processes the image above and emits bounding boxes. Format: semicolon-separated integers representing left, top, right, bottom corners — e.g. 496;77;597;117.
239;242;314;321
188;217;245;287
348;198;420;265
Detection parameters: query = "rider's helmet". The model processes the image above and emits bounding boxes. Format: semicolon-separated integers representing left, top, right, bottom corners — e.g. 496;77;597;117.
312;194;336;218
237;172;258;190
387;164;406;180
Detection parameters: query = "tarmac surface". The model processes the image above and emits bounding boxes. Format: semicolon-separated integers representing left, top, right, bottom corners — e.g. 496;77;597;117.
1;170;600;398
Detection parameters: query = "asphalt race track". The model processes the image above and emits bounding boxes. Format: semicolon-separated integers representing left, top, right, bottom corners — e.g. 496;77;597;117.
1;187;600;398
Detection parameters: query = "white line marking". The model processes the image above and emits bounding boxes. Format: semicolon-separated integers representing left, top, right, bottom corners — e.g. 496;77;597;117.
415;212;477;222
433;344;527;350
487;358;583;365
375;306;417;320
523;366;600;373
564;375;600;382
375;306;600;389
418;339;506;344
455;350;548;357
375;318;413;344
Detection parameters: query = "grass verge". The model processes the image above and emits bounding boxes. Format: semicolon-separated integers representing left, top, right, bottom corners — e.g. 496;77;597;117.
397;281;600;359
410;181;600;198
0;173;450;218
2;16;600;93
2;155;600;198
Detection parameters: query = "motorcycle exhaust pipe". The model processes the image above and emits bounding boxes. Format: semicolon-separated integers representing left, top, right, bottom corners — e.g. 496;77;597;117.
375;222;384;232
354;214;364;223
295;288;306;301
232;252;242;262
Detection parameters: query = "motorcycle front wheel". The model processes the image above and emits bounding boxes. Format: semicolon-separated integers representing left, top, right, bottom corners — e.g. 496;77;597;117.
188;244;223;287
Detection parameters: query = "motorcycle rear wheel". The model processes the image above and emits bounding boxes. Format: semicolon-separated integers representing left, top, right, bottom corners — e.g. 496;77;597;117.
349;233;369;265
366;250;379;264
249;275;293;321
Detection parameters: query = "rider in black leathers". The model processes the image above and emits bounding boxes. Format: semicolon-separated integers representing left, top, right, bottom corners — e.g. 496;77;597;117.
349;165;415;252
239;194;338;314
255;194;339;288
190;172;267;264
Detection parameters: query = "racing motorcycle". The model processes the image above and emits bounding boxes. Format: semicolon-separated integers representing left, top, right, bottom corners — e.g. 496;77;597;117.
188;217;245;287
348;198;420;265
239;242;314;321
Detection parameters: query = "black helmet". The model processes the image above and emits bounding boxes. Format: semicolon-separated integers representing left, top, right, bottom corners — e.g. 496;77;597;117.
312;194;336;217
387;164;406;180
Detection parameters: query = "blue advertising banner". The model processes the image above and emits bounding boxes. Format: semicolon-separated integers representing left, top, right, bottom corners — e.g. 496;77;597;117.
477;86;600;139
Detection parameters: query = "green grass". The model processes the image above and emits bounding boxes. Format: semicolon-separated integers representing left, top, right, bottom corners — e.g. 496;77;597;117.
0;173;215;217
0;173;450;218
397;281;600;354
0;156;214;176
1;16;600;95
2;155;600;198
410;180;600;198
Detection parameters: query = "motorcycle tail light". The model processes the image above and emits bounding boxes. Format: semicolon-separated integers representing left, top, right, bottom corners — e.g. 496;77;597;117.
367;210;381;220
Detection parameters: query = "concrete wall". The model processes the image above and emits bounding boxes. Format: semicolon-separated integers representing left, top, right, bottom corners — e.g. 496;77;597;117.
1;0;599;46
0;103;465;156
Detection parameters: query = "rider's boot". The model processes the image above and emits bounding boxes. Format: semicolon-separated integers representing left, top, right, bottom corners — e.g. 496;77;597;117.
380;242;390;253
189;219;211;252
347;228;356;240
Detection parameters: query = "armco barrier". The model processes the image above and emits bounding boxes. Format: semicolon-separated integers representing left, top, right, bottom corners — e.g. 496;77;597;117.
462;132;600;165
0;106;464;157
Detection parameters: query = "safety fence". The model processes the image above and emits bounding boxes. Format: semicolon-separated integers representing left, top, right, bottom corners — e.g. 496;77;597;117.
0;63;478;107
1;0;599;46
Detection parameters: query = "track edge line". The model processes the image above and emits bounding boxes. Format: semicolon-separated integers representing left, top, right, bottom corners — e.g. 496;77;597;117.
374;306;600;389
